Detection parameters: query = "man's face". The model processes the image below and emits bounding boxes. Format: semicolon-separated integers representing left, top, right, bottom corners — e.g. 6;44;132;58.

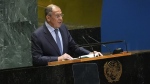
46;7;63;28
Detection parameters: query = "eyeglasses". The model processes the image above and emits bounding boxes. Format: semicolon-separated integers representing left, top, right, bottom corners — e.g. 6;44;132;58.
55;14;64;18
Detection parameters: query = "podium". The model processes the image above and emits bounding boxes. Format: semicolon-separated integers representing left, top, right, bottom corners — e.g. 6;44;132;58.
72;63;100;84
48;52;132;84
1;50;150;84
48;52;131;66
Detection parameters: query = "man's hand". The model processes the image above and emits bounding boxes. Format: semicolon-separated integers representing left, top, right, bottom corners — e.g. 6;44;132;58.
89;51;103;57
58;53;73;61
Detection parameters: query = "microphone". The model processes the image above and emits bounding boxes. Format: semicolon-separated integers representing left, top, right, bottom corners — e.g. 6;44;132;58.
88;35;112;54
100;40;124;44
81;40;124;47
82;36;95;57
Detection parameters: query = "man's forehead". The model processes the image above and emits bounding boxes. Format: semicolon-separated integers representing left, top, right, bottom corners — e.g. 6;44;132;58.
52;8;62;13
52;7;61;11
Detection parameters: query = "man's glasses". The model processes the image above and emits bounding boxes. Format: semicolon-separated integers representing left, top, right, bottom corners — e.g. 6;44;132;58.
55;14;64;18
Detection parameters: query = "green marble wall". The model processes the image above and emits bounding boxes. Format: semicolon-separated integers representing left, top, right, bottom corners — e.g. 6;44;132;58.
0;0;37;69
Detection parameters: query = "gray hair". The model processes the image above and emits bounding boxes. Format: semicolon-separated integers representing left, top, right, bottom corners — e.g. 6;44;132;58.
45;4;60;16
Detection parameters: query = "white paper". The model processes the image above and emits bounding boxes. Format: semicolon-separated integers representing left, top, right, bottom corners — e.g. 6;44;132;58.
79;52;102;58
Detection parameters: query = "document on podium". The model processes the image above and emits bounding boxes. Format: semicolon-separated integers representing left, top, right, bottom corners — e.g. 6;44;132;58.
78;52;102;58
72;54;94;60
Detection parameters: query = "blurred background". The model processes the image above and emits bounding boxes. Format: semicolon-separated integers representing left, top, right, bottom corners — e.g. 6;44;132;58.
38;0;102;29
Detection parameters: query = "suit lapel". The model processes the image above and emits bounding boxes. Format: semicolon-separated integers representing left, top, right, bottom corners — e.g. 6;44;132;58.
43;24;61;55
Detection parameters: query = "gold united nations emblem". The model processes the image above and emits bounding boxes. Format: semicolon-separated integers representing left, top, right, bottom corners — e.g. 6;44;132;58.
104;60;122;83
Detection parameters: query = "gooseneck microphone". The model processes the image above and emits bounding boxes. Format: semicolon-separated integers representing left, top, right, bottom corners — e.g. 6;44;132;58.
82;36;95;57
88;35;112;54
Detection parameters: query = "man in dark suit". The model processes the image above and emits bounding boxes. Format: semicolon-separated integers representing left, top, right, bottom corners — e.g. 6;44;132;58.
31;4;103;66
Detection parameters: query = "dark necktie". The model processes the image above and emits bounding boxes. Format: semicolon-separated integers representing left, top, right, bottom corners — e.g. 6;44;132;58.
54;29;62;54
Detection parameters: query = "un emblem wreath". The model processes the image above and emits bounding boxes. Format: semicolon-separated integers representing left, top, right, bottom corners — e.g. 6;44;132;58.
104;60;122;83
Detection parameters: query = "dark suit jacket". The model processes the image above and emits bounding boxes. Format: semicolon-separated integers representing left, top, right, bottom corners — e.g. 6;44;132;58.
31;23;90;66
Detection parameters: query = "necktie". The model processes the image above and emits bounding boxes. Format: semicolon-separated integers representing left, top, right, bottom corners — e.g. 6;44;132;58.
54;29;62;54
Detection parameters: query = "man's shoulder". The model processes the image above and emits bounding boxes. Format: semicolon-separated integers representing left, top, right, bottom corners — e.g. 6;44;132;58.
60;23;67;27
33;25;45;34
60;23;68;30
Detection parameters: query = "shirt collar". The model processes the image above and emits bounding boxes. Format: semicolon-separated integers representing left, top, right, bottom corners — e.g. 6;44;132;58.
45;21;59;33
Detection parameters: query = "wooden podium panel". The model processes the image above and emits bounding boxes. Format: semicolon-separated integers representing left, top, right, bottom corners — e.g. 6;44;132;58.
48;52;131;66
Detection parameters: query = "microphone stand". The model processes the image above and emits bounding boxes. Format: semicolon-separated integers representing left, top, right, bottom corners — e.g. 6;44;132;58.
88;36;112;54
123;40;128;53
82;36;95;57
81;37;128;54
